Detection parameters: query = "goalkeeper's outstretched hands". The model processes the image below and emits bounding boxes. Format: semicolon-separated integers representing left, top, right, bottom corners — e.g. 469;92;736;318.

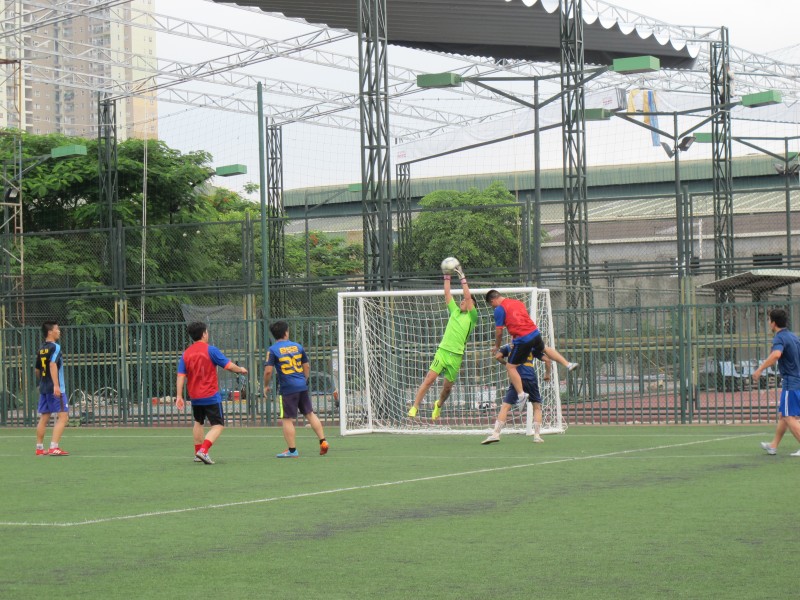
453;264;465;281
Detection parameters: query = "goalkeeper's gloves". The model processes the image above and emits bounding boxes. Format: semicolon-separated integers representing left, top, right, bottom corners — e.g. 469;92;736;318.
453;265;466;281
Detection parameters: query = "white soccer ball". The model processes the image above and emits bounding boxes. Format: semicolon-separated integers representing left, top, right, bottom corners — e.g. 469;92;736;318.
441;256;460;275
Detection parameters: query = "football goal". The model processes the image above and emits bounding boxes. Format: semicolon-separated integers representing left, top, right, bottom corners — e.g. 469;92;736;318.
337;287;565;436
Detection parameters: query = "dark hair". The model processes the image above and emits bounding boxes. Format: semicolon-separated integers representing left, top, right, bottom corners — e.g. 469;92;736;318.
187;321;207;342
270;320;289;340
770;308;788;329
485;289;501;305
41;321;58;338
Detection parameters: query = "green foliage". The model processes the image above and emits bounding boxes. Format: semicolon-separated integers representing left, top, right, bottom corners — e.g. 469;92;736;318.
409;181;520;273
284;231;362;278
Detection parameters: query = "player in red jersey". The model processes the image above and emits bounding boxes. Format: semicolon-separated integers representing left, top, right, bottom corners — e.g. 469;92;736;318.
175;322;247;465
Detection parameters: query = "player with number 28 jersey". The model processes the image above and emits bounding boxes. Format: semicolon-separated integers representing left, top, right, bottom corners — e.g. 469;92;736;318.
265;339;309;394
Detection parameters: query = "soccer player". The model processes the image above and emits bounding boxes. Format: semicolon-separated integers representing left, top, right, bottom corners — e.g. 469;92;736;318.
485;289;577;407
754;308;800;456
408;262;477;420
175;321;247;465
263;320;329;458
34;321;69;456
482;346;550;445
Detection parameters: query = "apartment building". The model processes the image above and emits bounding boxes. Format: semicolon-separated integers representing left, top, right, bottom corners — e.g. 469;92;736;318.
1;0;157;140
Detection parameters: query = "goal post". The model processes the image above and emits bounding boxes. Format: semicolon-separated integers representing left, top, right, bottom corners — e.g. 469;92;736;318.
337;287;565;436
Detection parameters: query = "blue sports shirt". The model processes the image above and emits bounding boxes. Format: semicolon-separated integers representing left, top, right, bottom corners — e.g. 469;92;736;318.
772;328;800;390
266;339;309;395
36;341;65;396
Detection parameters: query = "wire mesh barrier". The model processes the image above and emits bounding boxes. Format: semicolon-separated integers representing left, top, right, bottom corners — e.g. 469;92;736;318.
1;299;795;428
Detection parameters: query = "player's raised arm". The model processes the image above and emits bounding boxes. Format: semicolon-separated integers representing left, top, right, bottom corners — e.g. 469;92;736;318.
453;263;472;309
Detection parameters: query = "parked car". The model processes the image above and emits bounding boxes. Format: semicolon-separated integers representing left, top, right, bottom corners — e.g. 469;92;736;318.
307;370;338;414
698;359;749;392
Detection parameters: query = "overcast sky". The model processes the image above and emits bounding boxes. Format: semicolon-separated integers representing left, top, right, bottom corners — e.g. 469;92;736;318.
156;1;800;192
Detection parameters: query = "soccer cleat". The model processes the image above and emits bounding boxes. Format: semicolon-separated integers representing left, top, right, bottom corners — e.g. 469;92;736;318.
35;448;48;456
195;450;214;464
276;449;299;458
431;402;442;420
193;456;203;462
517;392;529;404
533;436;544;443
567;362;580;372
408;406;418;418
48;447;69;456
481;433;500;445
760;442;777;456
319;440;329;456
790;450;800;457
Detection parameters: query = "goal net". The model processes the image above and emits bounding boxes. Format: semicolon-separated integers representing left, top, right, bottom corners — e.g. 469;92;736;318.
337;287;565;435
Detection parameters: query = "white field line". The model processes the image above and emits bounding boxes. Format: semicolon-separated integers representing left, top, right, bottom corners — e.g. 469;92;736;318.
0;433;758;528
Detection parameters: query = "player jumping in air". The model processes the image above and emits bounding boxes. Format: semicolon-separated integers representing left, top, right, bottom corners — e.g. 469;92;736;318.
408;259;477;420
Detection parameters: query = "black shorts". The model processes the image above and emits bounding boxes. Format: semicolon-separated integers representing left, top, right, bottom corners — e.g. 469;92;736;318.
192;402;225;426
509;334;545;365
280;390;314;419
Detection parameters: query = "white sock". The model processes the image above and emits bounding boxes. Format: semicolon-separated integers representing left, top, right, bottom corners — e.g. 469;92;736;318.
50;441;58;449
493;420;505;434
36;443;44;450
534;423;541;436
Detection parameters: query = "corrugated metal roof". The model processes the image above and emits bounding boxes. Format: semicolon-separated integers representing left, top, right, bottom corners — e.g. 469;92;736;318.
217;0;697;67
282;154;787;208
700;270;800;293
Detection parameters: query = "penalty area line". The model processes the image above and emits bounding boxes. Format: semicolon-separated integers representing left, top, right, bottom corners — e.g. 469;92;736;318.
0;433;757;528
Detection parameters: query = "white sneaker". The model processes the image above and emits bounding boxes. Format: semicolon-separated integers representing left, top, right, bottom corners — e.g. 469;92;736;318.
533;436;544;443
481;433;500;445
760;442;777;456
517;392;529;404
567;362;580;372
790;450;800;457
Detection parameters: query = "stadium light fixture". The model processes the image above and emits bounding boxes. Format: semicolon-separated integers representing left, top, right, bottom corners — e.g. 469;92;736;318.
215;164;247;177
678;136;695;152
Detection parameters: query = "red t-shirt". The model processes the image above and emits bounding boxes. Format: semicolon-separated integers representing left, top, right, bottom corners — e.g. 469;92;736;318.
494;297;537;339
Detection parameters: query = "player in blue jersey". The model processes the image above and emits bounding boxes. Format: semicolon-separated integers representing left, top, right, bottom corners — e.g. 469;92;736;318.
482;345;551;445
34;321;69;456
754;308;800;456
175;321;248;465
263;321;329;458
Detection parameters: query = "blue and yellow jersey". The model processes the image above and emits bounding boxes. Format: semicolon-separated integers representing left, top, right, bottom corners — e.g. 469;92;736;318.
266;339;309;394
36;341;65;395
499;344;537;382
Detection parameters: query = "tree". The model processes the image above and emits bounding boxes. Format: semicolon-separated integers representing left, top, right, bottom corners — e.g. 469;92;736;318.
409;181;520;274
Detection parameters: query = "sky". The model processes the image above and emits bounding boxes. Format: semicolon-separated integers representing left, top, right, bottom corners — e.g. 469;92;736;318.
152;1;800;193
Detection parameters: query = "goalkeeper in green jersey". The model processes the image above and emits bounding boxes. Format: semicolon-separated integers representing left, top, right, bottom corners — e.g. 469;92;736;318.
408;260;478;420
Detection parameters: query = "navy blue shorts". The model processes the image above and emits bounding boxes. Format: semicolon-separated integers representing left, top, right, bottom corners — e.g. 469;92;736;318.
192;402;225;426
779;389;800;417
280;390;314;419
38;392;68;414
509;334;545;365
503;378;541;405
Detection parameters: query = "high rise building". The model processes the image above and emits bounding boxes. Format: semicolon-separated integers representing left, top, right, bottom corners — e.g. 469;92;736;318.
0;0;157;139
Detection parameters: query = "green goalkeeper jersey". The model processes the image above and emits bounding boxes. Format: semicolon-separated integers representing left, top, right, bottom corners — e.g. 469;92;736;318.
438;299;478;355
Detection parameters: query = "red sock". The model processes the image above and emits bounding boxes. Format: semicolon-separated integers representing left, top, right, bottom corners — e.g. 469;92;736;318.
200;440;213;453
194;444;201;453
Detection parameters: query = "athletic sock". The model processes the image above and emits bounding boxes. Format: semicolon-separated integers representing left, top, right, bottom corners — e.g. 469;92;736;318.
50;441;59;449
493;420;505;434
289;447;297;453
200;440;213;453
36;443;44;450
534;423;541;436
319;438;326;445
194;444;201;453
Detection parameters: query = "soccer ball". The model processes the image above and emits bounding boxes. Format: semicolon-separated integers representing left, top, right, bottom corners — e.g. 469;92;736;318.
440;256;460;275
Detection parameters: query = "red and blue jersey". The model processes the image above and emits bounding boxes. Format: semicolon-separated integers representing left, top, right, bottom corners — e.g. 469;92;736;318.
494;297;538;339
177;341;231;405
266;339;309;395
